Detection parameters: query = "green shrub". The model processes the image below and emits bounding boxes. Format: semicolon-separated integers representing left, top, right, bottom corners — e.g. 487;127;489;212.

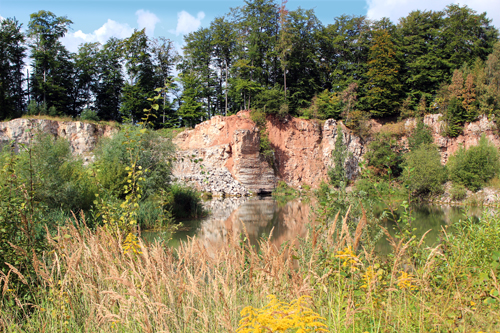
301;90;343;120
94;126;174;199
402;143;446;196
364;132;403;178
250;109;275;169
253;85;287;115
80;108;100;122
168;183;204;219
443;97;466;138
408;120;433;151
328;125;349;187
447;135;499;191
450;183;467;201
345;110;371;139
15;132;96;212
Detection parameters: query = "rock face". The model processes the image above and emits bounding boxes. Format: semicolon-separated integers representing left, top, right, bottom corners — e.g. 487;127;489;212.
172;111;276;195
266;115;365;188
405;114;500;164
3;113;500;194
0;118;116;159
173;111;365;193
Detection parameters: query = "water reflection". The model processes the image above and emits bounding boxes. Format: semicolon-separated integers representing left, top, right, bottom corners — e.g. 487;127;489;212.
142;197;313;251
142;197;492;253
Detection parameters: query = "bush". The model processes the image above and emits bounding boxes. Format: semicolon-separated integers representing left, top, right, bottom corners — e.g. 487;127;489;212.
345;110;371;139
168;183;204;219
253;85;287;115
250;109;275;169
301;90;343;120
364;132;404;178
408;120;433;151
80;108;100;122
402;143;446;196
15;132;96;212
450;183;467;201
447;135;499;191
94;126;174;199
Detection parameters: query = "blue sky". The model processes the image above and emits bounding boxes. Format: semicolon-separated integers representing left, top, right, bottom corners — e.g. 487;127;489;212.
1;0;499;53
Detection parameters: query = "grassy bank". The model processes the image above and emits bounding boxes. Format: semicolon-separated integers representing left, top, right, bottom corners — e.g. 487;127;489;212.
1;202;499;332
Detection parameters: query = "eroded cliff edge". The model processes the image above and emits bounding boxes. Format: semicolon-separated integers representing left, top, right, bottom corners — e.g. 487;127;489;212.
0;118;116;161
172;110;365;194
2;113;499;196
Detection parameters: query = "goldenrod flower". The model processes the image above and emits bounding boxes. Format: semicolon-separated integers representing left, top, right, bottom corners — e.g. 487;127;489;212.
396;271;417;291
334;246;359;271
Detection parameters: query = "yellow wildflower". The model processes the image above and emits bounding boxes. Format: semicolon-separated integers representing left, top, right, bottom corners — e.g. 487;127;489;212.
237;295;328;332
335;246;359;271
396;271;417;291
123;232;142;255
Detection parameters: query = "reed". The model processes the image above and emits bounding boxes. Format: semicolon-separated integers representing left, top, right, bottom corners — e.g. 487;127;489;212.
1;208;499;332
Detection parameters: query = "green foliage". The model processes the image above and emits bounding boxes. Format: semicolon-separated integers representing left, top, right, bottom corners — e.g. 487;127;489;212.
450;183;467;201
250;109;275;169
94;126;174;199
364;132;403;178
328;125;348;187
408;120;433;151
301;90;343;120
167;183;204;219
79;108;99;122
447;135;499;191
363;29;402;117
0;18;26;120
253;85;287;116
402;143;446;196
0;145;47;299
15;132;96;212
443;96;467;137
344;110;371;139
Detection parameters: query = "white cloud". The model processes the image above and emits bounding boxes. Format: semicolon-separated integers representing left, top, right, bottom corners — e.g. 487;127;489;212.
170;11;205;36
366;0;500;28
61;19;134;53
0;15;4;22
136;9;160;36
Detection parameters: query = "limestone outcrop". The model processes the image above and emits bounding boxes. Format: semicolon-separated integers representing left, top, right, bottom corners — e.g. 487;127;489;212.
3;112;500;195
267;115;364;188
0;118;116;160
172;111;276;195
172;111;365;193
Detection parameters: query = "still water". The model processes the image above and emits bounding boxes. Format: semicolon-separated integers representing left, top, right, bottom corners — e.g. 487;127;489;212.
142;196;488;251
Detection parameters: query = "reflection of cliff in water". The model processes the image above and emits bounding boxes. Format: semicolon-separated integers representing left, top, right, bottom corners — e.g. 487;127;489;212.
197;197;312;252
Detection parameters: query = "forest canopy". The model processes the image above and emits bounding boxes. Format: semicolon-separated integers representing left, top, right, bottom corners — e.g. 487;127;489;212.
0;1;499;132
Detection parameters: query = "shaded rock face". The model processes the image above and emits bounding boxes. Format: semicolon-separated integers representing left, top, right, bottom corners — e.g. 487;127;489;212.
172;112;276;195
404;114;500;164
0;118;116;160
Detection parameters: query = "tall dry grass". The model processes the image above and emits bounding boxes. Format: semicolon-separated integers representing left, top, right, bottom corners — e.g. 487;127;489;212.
1;208;499;332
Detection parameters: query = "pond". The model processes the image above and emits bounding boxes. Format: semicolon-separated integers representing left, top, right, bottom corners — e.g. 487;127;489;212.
141;196;489;252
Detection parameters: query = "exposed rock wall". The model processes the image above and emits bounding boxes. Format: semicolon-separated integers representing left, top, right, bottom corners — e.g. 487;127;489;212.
4;113;500;194
173;111;365;193
0;118;116;160
172;112;276;195
266;115;365;188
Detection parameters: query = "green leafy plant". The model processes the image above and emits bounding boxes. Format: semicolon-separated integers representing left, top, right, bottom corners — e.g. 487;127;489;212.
402;143;446;196
447;135;499;191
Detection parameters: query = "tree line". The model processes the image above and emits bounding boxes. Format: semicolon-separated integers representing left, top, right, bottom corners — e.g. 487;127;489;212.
0;1;499;132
